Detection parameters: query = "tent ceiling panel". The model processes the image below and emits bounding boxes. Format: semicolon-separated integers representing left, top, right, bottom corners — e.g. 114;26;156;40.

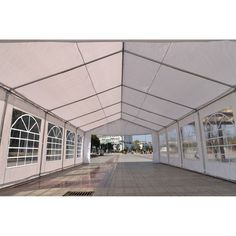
0;42;83;88
0;41;234;134
88;119;153;136
16;66;96;110
164;41;236;86
86;53;122;93
52;96;101;121
122;103;139;117
122;86;146;107
124;42;170;61
81;118;109;132
81;113;120;132
123;53;160;92
103;103;121;116
122;103;172;126
77;42;122;62
98;86;121;107
149;66;229;108
122;113;161;131
70;110;105;127
142;94;192;120
106;113;121;123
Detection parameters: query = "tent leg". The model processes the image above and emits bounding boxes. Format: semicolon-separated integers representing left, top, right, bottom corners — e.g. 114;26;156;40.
83;132;91;164
152;132;160;163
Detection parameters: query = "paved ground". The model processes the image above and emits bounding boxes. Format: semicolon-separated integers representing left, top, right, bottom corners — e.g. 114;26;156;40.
0;154;236;196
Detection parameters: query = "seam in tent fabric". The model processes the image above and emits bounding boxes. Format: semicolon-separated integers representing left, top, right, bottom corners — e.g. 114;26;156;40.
67;101;121;122
75;42;113;127
124;49;234;89
12;50;123;90
50;85;121;111
129;42;172;125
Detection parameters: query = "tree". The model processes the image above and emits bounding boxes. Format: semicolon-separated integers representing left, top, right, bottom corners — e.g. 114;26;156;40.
91;135;100;152
132;140;141;152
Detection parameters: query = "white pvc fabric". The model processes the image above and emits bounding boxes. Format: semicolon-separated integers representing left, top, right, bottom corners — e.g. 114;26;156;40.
0;41;235;134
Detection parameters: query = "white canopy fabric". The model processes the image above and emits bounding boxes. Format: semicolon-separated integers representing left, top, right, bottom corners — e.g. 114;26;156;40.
0;41;235;134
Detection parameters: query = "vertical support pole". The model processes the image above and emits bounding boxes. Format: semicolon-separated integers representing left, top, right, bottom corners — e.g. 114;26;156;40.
177;121;184;168
152;132;159;163
39;112;47;176
83;132;91;164
166;129;170;164
74;128;78;166
62;123;66;170
0;92;9;145
197;111;206;174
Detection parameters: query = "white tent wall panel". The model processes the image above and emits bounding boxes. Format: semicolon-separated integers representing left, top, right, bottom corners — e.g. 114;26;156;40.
178;113;205;173
0;103;45;186
152;132;160;163
164;41;236;86
123;53;160;92
40;120;63;175
148;66;229;108
0;42;84;88
199;92;236;181
77;42;122;62
159;129;169;164
16;66;96;110
166;124;182;167
86;53;122;93
83;132;91;164
75;128;84;165
63;124;77;168
124;42;170;62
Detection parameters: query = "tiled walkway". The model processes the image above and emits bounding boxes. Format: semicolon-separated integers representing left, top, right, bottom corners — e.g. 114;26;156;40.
0;154;236;196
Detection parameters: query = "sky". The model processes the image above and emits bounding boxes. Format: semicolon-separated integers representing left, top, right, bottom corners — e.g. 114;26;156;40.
132;134;152;143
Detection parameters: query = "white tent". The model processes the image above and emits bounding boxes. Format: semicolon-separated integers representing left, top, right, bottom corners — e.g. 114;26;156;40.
0;41;235;133
1;40;236;186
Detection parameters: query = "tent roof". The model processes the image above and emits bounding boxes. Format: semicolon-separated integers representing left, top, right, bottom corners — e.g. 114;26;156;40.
0;41;235;134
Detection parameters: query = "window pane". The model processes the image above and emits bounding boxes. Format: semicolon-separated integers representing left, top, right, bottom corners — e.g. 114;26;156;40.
168;129;179;158
46;123;63;161
181;122;199;160
66;130;75;159
203;108;236;162
7;109;41;167
159;133;168;157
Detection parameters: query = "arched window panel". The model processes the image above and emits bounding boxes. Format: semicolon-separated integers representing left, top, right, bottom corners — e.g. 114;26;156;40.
203;108;236;163
167;128;179;158
7;108;41;167
159;133;167;157
46;123;63;161
77;134;83;159
66;130;75;159
181;122;199;160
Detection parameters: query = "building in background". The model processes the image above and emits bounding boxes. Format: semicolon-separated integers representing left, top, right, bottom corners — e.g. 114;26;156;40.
99;135;133;151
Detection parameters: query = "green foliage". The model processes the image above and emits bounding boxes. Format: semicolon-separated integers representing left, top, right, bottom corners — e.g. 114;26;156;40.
91;135;100;148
